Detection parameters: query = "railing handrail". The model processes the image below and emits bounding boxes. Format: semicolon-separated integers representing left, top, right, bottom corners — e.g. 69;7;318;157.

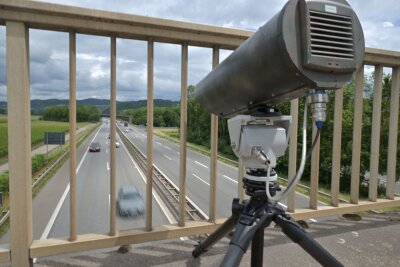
0;0;250;49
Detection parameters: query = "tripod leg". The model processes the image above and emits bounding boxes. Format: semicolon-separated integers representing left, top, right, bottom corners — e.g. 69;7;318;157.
220;212;272;267
275;214;344;267
251;227;264;267
192;214;237;258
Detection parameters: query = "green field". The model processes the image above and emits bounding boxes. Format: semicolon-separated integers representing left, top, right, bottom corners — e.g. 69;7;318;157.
0;115;87;159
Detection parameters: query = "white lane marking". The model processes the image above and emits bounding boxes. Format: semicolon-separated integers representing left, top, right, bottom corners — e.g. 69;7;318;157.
121;139;176;224
40;126;102;241
106;147;108;153
156;142;162;145
177;152;180;155
163;154;172;160
223;175;237;184
107;162;110;171
193;173;210;186
164;146;171;150
195;161;208;169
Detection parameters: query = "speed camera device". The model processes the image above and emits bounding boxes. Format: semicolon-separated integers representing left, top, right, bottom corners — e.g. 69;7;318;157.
192;1;364;266
195;0;365;118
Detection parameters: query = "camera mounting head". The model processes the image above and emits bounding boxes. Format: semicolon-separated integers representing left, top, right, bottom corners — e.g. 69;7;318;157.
228;113;291;183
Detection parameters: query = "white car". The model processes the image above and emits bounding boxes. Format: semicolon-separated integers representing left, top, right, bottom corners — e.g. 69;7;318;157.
115;140;120;148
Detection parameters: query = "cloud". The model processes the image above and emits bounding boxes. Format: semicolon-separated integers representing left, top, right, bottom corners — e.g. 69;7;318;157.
383;21;394;28
0;1;399;102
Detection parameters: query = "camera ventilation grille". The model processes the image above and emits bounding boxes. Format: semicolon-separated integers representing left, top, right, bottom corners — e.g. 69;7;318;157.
309;10;354;59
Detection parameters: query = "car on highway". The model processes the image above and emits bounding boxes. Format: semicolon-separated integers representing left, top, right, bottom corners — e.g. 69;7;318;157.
116;139;120;148
116;185;145;218
89;142;100;152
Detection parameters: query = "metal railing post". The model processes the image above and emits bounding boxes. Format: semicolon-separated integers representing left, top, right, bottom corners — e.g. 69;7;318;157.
146;39;154;231
350;66;364;204
6;21;33;267
69;31;77;241
209;47;219;222
386;67;400;199
310;124;321;209
179;42;188;227
287;99;299;212
109;36;117;236
331;88;344;207
369;65;383;202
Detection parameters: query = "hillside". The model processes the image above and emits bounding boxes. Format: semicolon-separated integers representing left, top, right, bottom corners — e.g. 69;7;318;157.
0;99;178;115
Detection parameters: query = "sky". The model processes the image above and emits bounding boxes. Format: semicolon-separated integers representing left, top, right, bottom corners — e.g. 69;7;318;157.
0;0;399;101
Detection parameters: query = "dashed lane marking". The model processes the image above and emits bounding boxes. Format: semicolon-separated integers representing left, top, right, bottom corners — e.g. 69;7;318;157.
195;161;208;169
222;174;237;184
193;173;210;186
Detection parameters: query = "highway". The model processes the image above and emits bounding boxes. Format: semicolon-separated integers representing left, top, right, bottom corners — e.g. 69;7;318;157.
1;123;171;243
48;124;172;238
121;124;315;219
0;121;317;245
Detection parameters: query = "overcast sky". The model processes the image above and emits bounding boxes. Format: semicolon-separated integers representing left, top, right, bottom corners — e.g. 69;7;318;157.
0;0;399;101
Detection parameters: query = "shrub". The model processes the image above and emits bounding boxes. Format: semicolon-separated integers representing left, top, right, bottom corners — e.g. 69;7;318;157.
0;172;9;193
31;154;46;174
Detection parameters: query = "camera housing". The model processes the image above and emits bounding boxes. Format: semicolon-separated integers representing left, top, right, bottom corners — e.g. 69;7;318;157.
195;0;365;117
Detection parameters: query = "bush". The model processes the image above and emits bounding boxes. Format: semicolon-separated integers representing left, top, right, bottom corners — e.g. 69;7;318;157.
0;172;9;193
31;154;46;174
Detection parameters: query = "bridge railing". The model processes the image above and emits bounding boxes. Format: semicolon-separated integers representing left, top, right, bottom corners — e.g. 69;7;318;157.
1;0;400;266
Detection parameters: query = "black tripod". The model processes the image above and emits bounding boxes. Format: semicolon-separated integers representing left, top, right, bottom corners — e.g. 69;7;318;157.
192;177;344;267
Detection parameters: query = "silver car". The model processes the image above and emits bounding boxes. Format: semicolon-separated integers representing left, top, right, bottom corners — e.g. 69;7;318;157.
117;186;145;218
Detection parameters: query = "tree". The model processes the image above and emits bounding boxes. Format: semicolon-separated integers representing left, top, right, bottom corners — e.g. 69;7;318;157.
42;105;100;122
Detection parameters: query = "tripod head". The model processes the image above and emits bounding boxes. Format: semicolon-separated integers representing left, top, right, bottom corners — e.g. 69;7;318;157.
227;110;291;198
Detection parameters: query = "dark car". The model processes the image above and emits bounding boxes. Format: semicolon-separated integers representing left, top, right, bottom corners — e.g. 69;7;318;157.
117;185;145;218
89;142;101;152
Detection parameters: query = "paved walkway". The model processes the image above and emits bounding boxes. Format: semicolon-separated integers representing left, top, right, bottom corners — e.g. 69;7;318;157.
0;125;91;173
31;212;400;267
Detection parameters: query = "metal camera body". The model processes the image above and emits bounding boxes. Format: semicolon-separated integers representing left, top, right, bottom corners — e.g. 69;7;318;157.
195;0;365;118
228;114;291;182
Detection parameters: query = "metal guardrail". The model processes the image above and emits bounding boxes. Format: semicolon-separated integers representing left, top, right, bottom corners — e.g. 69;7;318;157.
117;126;208;221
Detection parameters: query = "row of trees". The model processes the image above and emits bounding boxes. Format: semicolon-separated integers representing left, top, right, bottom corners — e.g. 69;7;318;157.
122;106;180;127
117;75;398;195
42;105;100;122
181;77;398;194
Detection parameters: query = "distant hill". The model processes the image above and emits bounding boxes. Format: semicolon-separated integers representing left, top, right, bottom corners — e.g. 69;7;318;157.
0;99;179;115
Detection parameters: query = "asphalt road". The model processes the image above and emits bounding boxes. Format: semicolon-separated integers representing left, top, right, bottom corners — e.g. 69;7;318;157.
121;124;315;219
1;123;171;244
48;124;171;238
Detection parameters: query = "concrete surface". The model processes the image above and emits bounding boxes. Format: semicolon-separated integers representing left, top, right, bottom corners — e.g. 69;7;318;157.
32;211;400;267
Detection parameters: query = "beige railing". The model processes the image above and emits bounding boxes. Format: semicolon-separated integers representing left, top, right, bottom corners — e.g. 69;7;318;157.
1;0;400;266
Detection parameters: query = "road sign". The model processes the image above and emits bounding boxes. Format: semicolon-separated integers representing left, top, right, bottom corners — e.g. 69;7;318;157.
44;132;65;145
